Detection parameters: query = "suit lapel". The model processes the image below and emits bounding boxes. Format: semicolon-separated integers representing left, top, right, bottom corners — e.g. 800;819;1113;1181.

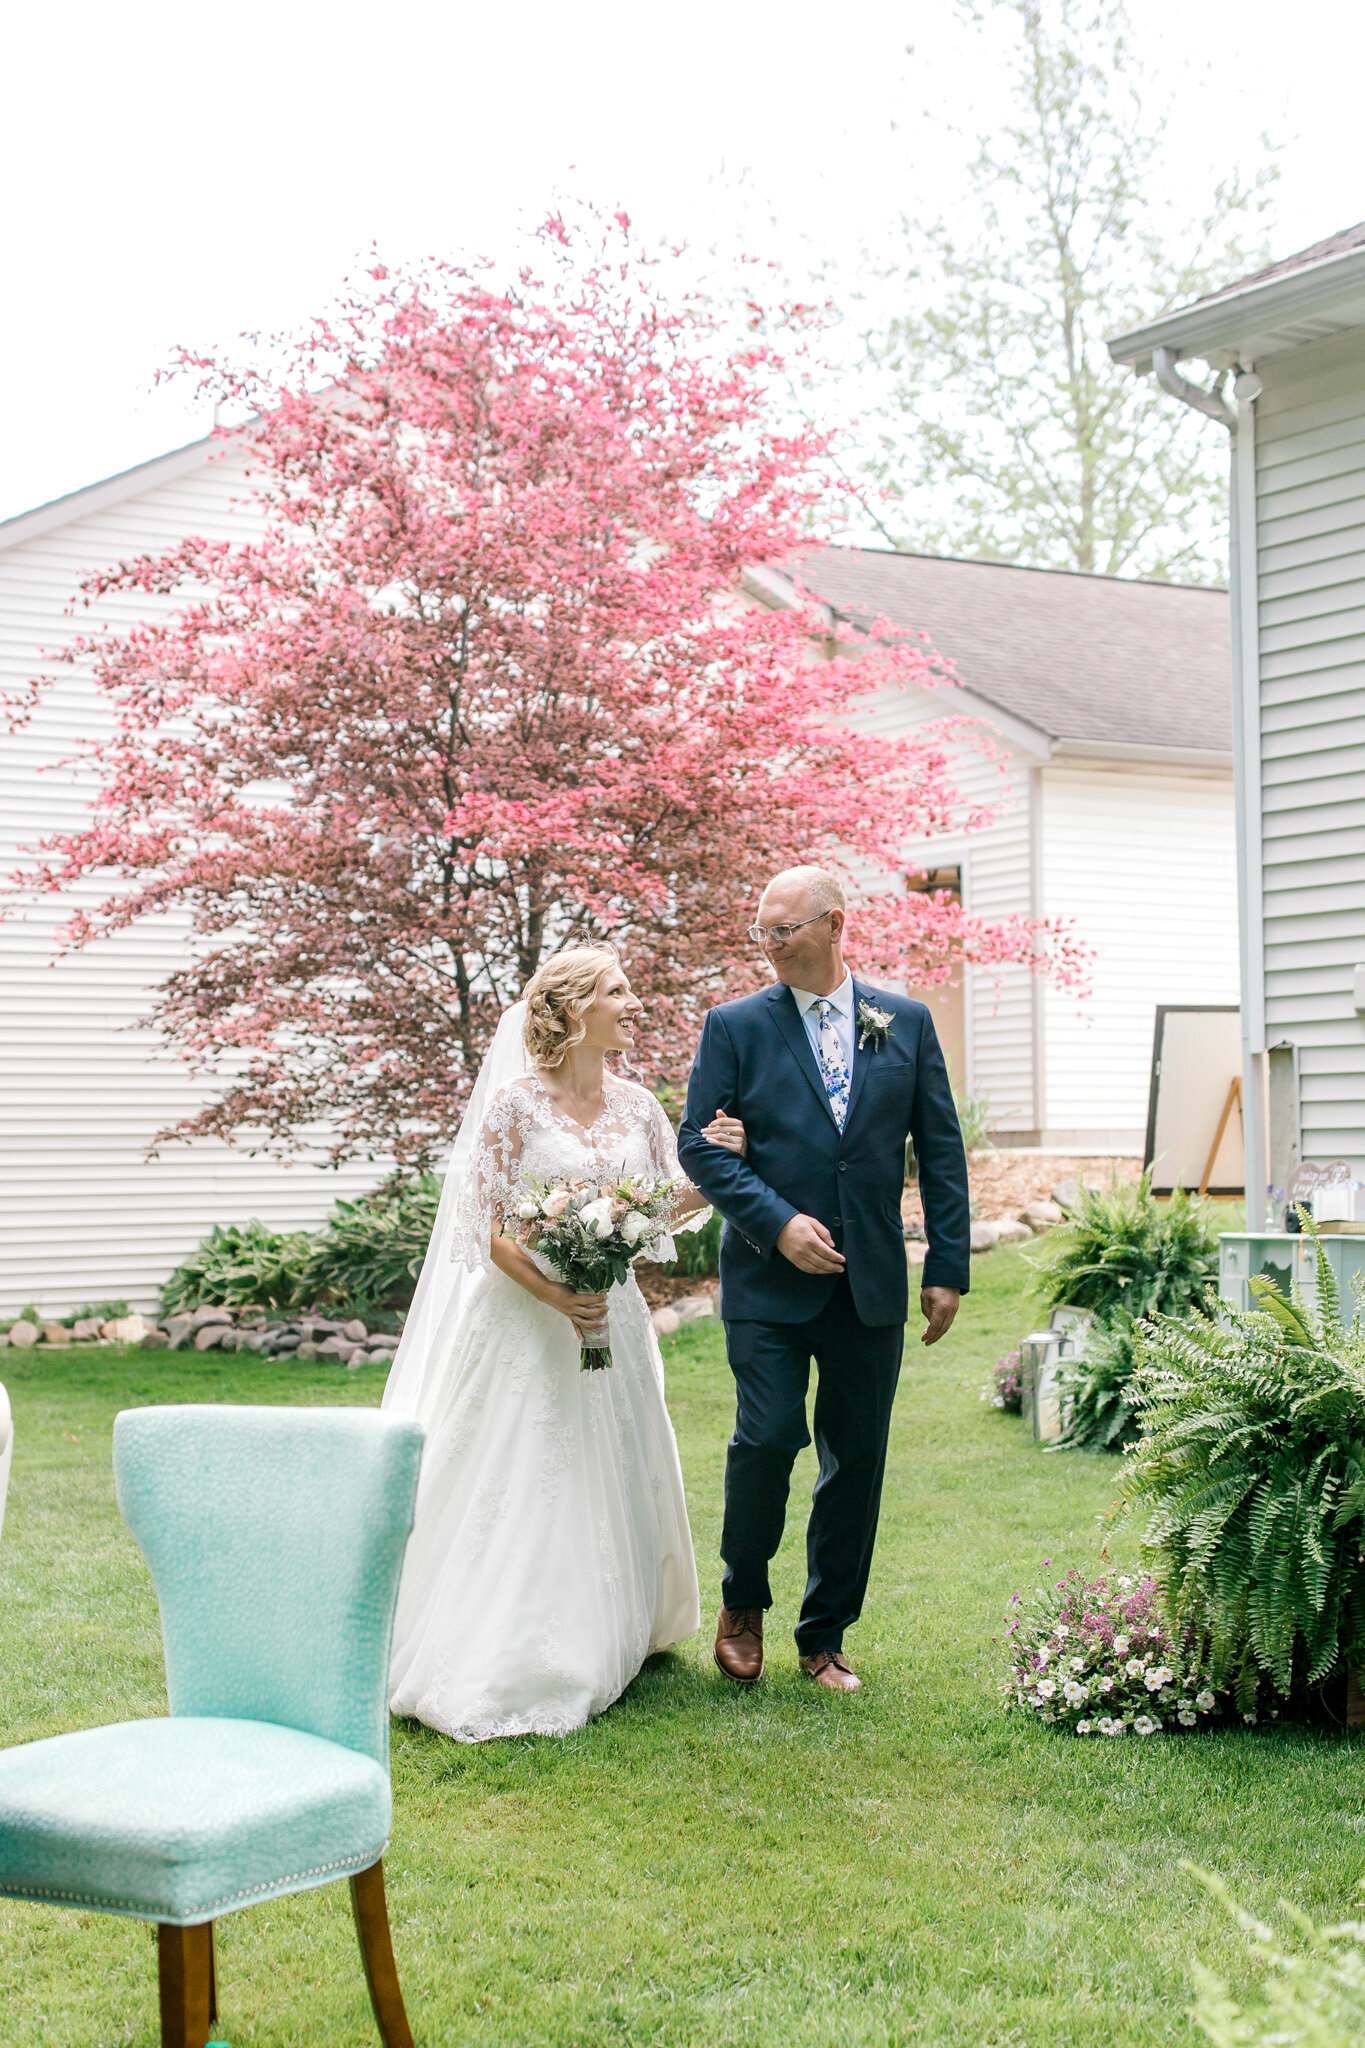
766;985;841;1131
843;980;875;1131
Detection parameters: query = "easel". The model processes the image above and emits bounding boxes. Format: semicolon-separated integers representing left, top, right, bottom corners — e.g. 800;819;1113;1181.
1199;1075;1242;1197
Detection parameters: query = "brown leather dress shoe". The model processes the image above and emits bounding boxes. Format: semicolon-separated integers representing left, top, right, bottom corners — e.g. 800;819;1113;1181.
798;1650;862;1692
714;1605;764;1684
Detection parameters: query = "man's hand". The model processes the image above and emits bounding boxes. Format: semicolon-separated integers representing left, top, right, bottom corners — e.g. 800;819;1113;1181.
920;1286;960;1346
776;1214;846;1274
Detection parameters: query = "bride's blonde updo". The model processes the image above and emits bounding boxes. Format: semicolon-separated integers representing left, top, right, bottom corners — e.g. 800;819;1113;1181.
521;945;622;1070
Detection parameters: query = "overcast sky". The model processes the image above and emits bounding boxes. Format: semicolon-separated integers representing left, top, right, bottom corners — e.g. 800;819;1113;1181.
4;0;1363;527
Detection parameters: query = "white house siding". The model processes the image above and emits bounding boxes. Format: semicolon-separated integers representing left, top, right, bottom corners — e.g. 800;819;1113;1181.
0;447;384;1318
843;669;1041;1131
1039;768;1240;1148
1254;330;1365;1174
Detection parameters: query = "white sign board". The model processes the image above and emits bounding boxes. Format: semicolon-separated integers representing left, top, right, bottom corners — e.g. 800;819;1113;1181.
1144;1006;1244;1195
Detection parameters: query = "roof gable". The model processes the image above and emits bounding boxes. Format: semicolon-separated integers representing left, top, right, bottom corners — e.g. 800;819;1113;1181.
787;548;1231;758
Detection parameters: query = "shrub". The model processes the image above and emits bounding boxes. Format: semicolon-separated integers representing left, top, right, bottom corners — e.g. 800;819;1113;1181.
1002;1566;1225;1736
1055;1315;1146;1453
1186;1866;1365;2048
1030;1172;1220;1323
161;1221;318;1314
1114;1234;1365;1711
302;1176;443;1308
70;1300;131;1325
955;1086;993;1154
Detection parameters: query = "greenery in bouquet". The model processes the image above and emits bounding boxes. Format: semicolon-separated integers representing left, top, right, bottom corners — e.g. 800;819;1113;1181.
982;1350;1024;1415
1114;1232;1365;1712
511;1175;681;1368
1002;1565;1229;1736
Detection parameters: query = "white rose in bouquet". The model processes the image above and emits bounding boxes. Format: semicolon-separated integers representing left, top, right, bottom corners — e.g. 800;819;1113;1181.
578;1197;615;1237
542;1188;572;1218
620;1209;651;1247
517;1198;541;1219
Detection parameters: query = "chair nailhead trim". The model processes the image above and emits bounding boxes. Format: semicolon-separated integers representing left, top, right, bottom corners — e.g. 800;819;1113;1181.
0;1839;389;1919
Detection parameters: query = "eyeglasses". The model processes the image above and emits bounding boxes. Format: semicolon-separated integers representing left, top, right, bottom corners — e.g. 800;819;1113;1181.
746;912;832;946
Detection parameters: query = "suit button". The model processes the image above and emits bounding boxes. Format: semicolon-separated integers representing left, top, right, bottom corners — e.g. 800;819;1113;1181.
837;1161;848;1173
832;1217;842;1227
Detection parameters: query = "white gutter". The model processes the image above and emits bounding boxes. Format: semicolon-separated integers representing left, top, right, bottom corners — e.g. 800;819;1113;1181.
1136;357;1268;1222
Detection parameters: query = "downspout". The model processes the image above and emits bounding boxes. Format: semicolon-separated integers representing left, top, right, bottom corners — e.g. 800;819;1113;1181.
1150;347;1269;1224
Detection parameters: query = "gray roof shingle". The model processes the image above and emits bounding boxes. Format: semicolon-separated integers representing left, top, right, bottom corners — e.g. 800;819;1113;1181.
1185;220;1365;314
791;548;1231;754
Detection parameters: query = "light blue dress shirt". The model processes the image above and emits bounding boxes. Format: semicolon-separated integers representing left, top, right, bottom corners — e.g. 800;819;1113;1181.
789;973;856;1079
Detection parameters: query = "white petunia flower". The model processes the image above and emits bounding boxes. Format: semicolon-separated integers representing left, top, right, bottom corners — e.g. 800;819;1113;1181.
1133;1715;1159;1736
1063;1680;1088;1705
1112;1635;1130;1655
1035;1678;1056;1699
1125;1658;1145;1678
1075;1720;1093;1735
1099;1675;1114;1692
1178;1710;1197;1727
1070;1657;1086;1672
1195;1690;1216;1712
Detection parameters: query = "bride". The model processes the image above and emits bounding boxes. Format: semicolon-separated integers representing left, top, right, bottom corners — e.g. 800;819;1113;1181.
382;945;735;1742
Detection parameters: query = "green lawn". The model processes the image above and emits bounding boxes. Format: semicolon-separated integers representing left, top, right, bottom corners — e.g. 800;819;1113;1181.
2;1250;1361;2046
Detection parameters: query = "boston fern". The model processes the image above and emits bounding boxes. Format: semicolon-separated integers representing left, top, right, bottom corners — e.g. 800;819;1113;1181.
1114;1237;1365;1710
1056;1315;1146;1453
1030;1173;1220;1322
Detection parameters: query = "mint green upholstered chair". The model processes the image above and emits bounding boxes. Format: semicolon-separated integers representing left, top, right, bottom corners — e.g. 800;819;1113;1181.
0;1404;423;2048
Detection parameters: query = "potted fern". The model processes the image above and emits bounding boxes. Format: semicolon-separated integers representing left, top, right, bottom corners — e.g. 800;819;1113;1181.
1114;1233;1365;1719
1027;1175;1220;1452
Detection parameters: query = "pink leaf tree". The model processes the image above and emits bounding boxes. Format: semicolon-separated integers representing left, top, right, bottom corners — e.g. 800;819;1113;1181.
5;214;1086;1168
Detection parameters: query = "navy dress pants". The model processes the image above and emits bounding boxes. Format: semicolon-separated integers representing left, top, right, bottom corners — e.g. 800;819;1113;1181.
720;1276;904;1656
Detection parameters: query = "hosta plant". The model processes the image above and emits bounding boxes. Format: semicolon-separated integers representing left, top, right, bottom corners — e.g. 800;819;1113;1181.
1002;1566;1228;1736
302;1176;443;1308
1115;1233;1365;1711
160;1220;317;1314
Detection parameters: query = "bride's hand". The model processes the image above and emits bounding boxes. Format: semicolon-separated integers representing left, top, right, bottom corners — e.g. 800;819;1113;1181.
704;1110;747;1156
543;1278;610;1340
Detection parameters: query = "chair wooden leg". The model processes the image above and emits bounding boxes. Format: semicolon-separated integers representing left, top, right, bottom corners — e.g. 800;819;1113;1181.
350;1859;415;2048
157;1922;214;2048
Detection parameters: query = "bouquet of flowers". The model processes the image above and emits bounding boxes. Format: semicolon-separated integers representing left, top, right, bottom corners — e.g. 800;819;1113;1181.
1001;1566;1236;1737
510;1175;681;1368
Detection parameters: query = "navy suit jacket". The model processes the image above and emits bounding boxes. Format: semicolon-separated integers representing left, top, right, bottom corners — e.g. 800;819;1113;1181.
677;978;970;1327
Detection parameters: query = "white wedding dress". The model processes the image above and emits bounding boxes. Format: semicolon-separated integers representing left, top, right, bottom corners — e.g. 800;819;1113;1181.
384;1066;702;1742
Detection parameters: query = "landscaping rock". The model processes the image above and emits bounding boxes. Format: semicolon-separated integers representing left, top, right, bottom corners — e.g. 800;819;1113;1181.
139;1329;169;1350
239;1333;272;1354
102;1315;148;1343
342;1319;368;1343
315;1336;351;1358
970;1221;1002;1254
651;1307;682;1336
993;1220;1034;1244
41;1322;72;1345
72;1317;105;1341
673;1295;715;1325
300;1319;343;1341
194;1324;227;1351
217;1329;241;1352
1022;1201;1065;1229
189;1306;233;1331
346;1355;365;1372
295;1341;319;1362
906;1241;928;1265
7;1321;36;1348
164;1315;194;1350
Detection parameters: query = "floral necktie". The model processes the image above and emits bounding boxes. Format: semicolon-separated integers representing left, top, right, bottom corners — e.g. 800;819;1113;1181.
814;998;851;1130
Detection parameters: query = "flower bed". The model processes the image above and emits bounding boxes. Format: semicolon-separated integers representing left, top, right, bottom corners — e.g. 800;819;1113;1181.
1002;1566;1232;1736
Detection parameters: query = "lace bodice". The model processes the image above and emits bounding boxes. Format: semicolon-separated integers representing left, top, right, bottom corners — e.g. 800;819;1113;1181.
450;1072;699;1273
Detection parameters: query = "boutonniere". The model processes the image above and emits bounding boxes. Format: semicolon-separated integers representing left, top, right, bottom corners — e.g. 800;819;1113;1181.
857;999;895;1052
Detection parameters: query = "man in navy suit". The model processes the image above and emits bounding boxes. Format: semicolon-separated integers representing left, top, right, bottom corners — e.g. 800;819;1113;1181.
678;866;970;1693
